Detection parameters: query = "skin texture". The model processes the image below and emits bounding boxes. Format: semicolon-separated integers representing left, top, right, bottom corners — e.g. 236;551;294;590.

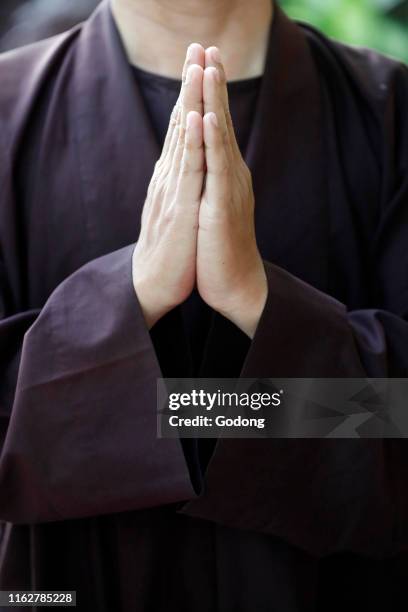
132;44;267;338
110;0;272;80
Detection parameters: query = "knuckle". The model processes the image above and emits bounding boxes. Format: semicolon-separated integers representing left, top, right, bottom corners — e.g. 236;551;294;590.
182;65;192;86
219;162;230;176
158;184;167;202
152;175;167;200
178;125;187;143
185;138;201;154
169;112;179;128
184;55;193;70
181;161;202;177
180;161;191;176
162;203;177;225
170;103;181;125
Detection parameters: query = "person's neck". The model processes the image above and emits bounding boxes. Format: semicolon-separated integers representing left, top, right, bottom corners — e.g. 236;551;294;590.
110;0;273;81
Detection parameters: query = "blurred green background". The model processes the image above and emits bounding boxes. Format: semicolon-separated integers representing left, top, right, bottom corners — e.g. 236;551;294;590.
280;0;408;62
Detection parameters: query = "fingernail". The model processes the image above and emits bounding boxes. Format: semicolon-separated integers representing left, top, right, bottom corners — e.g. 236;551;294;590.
211;47;221;63
209;112;218;127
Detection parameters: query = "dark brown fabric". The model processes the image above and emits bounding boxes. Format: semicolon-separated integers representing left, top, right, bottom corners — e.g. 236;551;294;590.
0;0;408;610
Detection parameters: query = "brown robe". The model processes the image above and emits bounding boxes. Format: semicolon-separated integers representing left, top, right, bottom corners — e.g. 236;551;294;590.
0;1;408;609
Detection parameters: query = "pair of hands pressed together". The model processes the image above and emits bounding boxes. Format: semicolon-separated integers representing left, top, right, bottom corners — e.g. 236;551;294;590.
132;43;268;339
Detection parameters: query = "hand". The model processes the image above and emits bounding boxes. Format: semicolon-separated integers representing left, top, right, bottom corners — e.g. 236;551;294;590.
132;44;205;329
196;47;267;338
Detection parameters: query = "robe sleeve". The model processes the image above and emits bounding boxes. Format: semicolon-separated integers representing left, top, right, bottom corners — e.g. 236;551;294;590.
0;244;195;524
180;64;408;559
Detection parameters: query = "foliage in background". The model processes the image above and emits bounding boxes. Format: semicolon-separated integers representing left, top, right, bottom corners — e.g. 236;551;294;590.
280;0;408;62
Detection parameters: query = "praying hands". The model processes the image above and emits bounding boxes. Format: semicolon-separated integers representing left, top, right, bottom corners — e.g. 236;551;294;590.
132;43;268;338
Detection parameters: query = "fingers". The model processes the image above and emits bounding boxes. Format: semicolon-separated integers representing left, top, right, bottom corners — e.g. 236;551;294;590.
205;47;229;112
182;43;205;84
204;46;241;160
203;112;230;206
161;103;181;160
180;63;204;133
161;43;205;160
176;111;204;206
178;43;205;141
169;63;204;193
203;67;235;176
167;54;204;175
203;66;229;144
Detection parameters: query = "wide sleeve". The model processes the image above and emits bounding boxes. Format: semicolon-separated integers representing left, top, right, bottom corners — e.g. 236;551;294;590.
180;64;408;558
0;244;195;524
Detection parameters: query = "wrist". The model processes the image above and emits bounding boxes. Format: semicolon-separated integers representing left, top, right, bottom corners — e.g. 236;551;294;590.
132;252;171;330
218;267;268;339
133;278;169;329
